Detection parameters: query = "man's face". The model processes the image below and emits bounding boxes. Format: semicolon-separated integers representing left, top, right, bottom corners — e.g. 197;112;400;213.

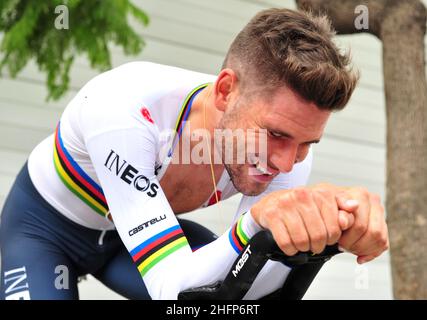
217;85;331;196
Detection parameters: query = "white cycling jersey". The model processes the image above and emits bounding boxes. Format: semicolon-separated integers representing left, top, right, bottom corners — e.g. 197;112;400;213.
28;61;313;299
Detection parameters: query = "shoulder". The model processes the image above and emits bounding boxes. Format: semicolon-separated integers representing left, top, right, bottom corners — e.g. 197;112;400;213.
66;61;215;140
78;61;215;115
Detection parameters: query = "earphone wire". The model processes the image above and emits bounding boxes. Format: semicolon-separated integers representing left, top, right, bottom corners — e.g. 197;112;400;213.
203;85;227;232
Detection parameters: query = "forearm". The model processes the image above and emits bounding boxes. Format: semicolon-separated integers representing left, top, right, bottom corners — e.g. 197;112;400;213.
143;211;262;299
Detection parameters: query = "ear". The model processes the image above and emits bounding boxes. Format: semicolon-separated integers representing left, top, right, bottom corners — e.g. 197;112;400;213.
213;68;239;112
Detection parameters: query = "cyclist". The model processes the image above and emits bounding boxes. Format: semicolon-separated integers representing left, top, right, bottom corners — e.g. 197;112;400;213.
0;8;388;300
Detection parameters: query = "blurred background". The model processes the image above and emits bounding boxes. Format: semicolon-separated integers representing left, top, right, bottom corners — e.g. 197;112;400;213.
2;0;426;299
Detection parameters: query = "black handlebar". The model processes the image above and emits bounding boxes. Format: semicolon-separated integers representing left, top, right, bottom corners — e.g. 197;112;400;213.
178;230;341;300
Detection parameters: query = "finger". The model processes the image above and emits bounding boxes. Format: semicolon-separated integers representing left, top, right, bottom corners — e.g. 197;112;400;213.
295;189;327;254
269;219;298;256
312;190;341;246
336;194;359;213
282;213;311;253
340;222;387;260
338;189;371;249
280;195;311;252
347;194;387;255
357;253;380;264
347;221;388;259
338;210;355;230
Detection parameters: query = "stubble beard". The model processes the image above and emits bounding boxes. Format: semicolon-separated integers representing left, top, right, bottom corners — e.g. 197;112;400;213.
217;107;269;196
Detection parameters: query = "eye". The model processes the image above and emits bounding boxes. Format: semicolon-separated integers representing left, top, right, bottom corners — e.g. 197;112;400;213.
268;131;282;138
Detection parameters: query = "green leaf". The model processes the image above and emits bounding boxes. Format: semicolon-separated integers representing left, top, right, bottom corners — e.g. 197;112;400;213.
0;0;149;101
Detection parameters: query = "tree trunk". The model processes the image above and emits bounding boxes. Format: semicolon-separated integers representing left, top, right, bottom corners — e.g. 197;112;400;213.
296;0;427;299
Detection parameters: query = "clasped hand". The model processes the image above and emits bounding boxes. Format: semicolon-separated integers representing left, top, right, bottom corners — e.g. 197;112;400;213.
251;183;389;264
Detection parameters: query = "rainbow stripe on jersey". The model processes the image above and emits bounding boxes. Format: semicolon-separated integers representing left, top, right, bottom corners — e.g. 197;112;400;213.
168;83;209;157
229;215;250;254
53;123;109;218
130;225;189;277
52;83;209;218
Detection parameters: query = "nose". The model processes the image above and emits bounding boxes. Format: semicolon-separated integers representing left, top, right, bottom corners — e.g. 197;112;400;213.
269;144;299;173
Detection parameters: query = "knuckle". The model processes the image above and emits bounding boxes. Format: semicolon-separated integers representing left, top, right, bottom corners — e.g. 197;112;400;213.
354;221;368;235
278;193;292;206
371;229;383;242
293;188;311;202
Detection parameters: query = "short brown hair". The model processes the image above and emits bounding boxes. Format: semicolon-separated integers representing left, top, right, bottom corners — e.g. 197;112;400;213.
223;8;359;111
